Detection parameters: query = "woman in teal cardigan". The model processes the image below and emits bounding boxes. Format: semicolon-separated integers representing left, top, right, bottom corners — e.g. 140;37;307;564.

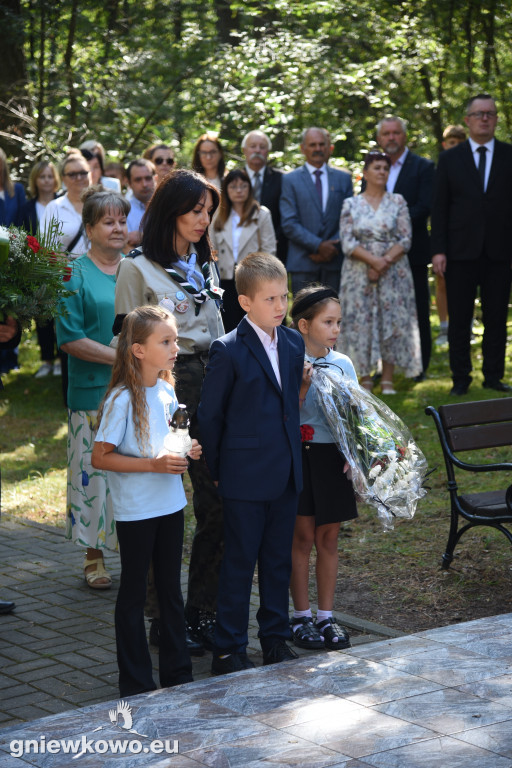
56;187;129;589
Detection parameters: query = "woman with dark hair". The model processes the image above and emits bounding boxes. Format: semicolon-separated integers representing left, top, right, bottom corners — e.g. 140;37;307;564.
143;143;175;184
56;186;129;589
339;151;421;394
20;160;61;378
210;168;276;331
191;133;225;191
114;169;225;655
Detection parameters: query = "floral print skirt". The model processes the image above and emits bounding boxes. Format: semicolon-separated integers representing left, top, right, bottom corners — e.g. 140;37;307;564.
65;409;117;551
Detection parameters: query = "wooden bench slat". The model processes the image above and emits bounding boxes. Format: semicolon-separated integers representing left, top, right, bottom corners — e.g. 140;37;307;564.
447;422;512;452
439;398;512;428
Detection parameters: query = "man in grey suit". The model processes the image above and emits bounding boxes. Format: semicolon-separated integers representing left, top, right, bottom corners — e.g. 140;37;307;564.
280;127;353;294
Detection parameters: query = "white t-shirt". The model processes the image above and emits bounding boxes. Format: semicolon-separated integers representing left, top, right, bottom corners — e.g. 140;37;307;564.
95;379;187;521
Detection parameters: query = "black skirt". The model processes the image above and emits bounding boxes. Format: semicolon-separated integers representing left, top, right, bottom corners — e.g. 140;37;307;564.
298;441;358;526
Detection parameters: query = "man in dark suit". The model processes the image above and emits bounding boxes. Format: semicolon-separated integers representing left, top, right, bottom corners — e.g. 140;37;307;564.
431;93;512;396
376;117;435;379
280;127;353;295
242;130;287;264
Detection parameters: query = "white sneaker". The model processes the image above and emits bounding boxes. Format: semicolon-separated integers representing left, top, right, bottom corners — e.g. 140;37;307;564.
53;359;62;376
35;362;53;379
435;332;448;346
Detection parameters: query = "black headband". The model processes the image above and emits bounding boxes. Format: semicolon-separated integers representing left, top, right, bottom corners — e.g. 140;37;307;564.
291;288;338;318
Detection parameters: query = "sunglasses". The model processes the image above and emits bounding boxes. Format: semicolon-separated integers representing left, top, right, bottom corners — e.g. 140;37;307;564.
64;171;89;180
154;157;175;166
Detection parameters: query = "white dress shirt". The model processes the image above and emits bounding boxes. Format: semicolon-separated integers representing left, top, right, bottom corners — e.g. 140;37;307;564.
126;196;146;233
231;210;242;263
468;137;494;192
245;315;281;388
387;147;408;193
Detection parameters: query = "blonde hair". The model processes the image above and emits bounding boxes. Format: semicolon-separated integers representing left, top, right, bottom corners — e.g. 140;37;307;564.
235;252;287;298
97;306;177;454
28;161;60;198
442;124;466;141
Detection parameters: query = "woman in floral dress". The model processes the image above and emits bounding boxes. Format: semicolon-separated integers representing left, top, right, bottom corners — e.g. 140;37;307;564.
339;151;421;394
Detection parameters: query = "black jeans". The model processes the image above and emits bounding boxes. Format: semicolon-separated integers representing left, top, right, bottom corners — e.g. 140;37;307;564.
115;511;192;697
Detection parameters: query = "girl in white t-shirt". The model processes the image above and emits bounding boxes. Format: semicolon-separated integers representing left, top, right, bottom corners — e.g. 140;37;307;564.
289;286;358;654
92;305;201;697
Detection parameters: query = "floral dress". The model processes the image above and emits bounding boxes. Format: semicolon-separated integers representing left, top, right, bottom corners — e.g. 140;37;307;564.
339;192;421;378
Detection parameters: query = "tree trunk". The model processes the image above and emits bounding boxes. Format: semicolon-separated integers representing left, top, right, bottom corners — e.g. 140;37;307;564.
63;0;79;136
0;0;29;151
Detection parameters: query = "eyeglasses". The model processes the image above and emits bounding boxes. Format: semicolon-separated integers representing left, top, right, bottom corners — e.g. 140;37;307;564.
199;150;219;157
154;157;175;166
63;171;89;180
228;183;250;191
467;111;497;119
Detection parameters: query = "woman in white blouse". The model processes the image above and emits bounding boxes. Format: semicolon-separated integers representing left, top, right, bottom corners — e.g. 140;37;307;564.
41;153;91;259
210;168;276;331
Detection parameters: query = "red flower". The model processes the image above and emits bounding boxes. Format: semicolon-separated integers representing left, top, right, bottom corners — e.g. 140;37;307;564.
300;424;315;442
26;236;41;253
63;266;72;282
49;252;57;264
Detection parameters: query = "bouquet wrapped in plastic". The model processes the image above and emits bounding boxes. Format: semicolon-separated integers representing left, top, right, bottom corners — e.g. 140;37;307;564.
311;363;428;530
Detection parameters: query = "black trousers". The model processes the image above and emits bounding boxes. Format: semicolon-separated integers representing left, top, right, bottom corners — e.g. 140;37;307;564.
36;319;57;361
445;257;512;386
115;511;192;698
410;263;432;374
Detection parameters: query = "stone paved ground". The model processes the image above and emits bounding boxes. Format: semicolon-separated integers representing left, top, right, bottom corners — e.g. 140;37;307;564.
0;516;395;731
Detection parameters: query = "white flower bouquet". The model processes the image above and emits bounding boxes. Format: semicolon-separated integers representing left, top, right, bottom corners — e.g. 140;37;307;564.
311;363;428;530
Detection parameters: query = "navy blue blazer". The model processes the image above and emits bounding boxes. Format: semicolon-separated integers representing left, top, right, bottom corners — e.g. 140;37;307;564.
198;317;304;501
0;183;26;227
280;164;353;272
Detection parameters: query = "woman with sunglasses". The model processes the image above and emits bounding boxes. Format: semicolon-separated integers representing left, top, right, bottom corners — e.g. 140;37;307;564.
192;133;225;191
41;152;91;258
143;143;175;184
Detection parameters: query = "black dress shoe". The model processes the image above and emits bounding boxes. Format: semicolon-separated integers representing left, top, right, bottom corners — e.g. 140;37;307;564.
185;627;205;657
211;653;244;676
483;380;512;392
0;600;14;615
413;372;426;383
450;383;469;396
262;641;298;666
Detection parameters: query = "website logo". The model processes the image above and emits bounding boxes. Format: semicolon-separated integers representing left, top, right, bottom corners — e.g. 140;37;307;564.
9;700;178;759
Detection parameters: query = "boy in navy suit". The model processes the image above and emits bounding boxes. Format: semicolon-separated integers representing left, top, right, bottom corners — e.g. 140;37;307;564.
198;252;305;674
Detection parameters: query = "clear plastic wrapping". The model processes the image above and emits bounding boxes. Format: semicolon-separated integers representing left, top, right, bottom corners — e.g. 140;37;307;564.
311;364;428;530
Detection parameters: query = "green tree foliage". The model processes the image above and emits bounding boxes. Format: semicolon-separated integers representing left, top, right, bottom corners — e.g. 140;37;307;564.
2;0;511;177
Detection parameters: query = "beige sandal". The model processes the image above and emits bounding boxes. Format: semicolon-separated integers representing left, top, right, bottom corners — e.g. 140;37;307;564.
84;556;112;590
361;377;374;392
381;380;396;395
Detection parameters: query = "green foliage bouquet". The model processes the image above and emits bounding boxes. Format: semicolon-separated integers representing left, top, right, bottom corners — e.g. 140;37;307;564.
0;223;74;329
311;363;428;530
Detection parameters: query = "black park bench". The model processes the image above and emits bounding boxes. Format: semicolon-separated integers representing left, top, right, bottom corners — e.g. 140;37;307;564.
425;398;512;569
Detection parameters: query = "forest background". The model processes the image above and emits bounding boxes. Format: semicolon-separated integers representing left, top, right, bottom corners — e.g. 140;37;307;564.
1;0;511;180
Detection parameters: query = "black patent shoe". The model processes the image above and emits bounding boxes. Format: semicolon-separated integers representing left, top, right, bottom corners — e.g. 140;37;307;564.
262;641;298;666
315;617;351;650
290;616;325;649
